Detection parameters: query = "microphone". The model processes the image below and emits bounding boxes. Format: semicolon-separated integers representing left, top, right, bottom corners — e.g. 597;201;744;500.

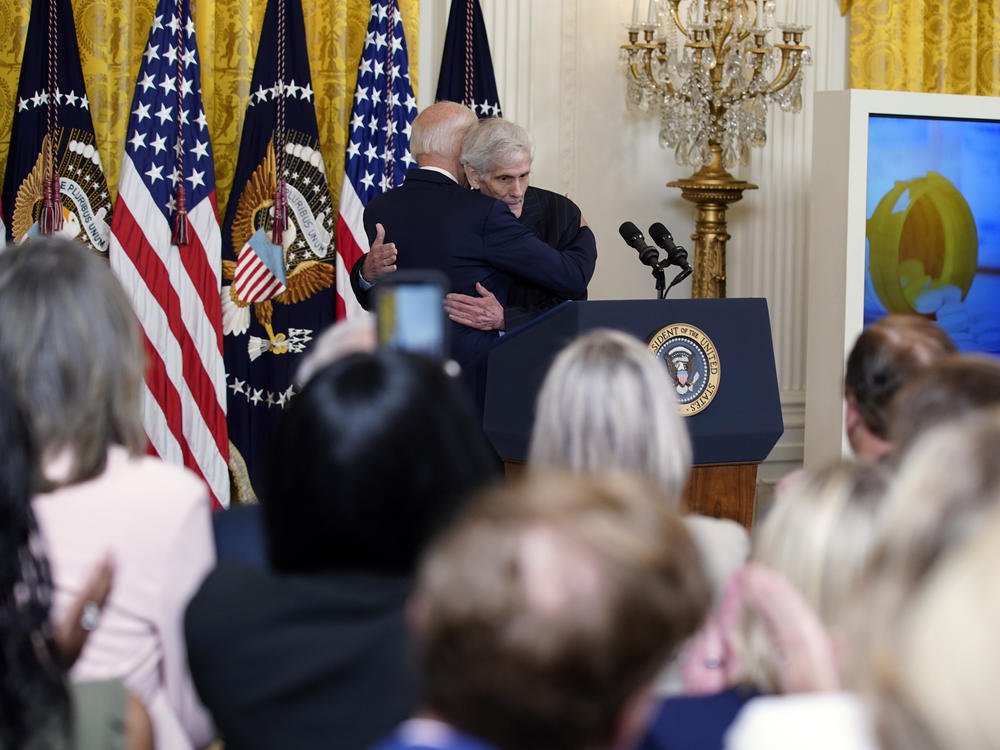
618;221;660;268
649;222;693;273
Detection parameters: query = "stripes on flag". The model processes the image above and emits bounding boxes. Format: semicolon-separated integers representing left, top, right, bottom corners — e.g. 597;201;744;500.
335;0;418;320
109;0;229;509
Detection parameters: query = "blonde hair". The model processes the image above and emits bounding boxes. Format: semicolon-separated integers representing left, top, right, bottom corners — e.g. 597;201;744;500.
848;407;1000;695
528;329;691;502
733;461;889;692
869;406;1000;602
870;507;1000;750
0;239;146;488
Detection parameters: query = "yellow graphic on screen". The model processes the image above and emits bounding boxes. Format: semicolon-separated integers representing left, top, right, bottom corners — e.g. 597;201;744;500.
867;172;978;315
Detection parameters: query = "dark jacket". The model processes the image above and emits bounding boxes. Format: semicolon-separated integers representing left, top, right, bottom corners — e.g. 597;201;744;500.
185;562;415;750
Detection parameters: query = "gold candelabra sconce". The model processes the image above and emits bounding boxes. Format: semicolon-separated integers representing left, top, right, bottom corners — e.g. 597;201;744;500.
622;0;810;298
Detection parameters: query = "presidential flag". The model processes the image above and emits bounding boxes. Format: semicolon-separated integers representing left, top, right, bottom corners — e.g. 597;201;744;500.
335;0;418;320
1;0;112;252
109;0;230;509
435;0;502;117
221;0;336;495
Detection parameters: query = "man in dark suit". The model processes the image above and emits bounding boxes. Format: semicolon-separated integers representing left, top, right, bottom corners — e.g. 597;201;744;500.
443;117;594;332
350;102;597;406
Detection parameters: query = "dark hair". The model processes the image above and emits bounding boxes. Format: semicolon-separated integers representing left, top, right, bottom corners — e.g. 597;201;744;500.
0;367;69;746
890;354;1000;459
262;350;502;573
844;315;955;438
0;238;146;489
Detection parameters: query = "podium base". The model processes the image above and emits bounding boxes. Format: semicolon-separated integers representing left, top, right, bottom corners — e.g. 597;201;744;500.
683;462;757;530
503;461;757;530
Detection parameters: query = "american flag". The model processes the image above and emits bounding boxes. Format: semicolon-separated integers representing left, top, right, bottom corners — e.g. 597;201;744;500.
233;228;287;303
108;0;229;509
435;0;503;118
335;0;418;319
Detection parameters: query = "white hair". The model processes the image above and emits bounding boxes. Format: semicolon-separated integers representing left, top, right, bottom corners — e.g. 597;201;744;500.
460;118;535;175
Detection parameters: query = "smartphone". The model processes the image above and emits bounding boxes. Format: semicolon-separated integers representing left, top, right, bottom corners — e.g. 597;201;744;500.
375;270;449;359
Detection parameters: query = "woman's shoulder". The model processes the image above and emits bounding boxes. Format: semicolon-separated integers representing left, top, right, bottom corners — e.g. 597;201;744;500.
35;448;210;529
103;448;208;504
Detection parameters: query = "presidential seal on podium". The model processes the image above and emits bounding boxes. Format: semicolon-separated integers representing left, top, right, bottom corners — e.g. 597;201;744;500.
647;323;721;416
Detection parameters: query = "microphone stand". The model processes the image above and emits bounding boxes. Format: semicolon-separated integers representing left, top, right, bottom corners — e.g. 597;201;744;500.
652;263;667;299
652;259;690;299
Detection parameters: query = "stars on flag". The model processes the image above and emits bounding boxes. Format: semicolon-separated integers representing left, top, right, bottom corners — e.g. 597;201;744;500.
470;101;501;117
228;375;298;410
226;376;296;408
19;89;90;112
341;0;418;205
125;11;214;217
245;78;314;108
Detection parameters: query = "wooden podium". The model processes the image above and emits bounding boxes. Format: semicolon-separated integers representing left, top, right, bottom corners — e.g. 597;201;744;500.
485;299;783;530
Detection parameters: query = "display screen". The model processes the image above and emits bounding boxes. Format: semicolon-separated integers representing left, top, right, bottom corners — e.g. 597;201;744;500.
864;114;1000;353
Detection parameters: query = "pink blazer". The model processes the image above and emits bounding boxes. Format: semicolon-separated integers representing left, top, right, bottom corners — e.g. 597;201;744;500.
33;446;217;749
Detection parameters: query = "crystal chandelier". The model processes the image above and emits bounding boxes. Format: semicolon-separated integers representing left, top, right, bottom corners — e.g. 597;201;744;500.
622;0;811;168
620;0;810;298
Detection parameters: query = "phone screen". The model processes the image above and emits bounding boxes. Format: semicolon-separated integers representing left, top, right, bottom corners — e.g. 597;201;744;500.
376;276;447;359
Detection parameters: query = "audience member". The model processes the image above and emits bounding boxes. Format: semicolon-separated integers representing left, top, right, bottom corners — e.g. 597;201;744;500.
651;461;888;750
349;101;596;407
857;406;1000;750
185;351;502;750
843;314;955;460
443;117;594;332
860;406;1000;628
729;408;1000;750
528;328;749;597
887;353;1000;460
869;503;1000;750
0;238;214;749
0;363;145;750
212;313;379;567
372;472;710;750
293;313;377;387
729;461;889;691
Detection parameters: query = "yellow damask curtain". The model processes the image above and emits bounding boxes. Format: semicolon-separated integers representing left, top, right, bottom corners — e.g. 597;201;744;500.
846;0;1000;95
0;0;419;218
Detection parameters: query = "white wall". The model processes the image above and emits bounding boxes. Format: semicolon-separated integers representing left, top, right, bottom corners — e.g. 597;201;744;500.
418;0;850;480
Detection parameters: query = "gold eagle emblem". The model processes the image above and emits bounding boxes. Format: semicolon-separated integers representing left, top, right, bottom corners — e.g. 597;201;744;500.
223;140;334;353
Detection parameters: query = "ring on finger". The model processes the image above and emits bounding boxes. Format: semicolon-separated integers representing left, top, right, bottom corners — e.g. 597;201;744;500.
80;601;102;631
